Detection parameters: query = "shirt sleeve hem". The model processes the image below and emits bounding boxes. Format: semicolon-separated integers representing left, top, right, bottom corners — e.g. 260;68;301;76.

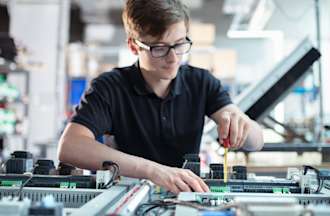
70;118;100;138
206;100;233;117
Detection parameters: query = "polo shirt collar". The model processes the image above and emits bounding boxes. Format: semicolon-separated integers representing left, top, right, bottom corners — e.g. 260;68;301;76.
131;61;186;97
131;61;152;95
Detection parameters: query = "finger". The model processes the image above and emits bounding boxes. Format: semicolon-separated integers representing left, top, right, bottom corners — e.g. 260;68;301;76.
168;184;181;194
238;123;250;148
198;177;210;192
187;170;209;192
230;113;239;147
175;179;191;192
181;173;203;192
218;111;231;139
235;118;245;148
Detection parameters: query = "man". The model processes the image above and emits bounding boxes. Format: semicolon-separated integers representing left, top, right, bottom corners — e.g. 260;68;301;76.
58;0;264;194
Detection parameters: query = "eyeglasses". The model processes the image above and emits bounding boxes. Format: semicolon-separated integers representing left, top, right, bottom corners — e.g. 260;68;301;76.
134;37;193;58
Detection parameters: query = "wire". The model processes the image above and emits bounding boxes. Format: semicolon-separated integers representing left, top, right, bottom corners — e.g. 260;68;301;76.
104;166;119;188
303;165;322;193
135;198;244;216
18;173;33;201
101;160;120;189
323;183;330;190
163;198;240;211
143;204;174;216
136;201;176;216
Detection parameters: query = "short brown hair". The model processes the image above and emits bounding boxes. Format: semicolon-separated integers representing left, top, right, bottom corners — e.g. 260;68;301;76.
122;0;189;39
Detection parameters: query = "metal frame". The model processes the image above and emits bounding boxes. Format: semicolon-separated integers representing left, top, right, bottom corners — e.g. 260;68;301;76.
0;187;102;208
176;192;330;215
70;185;129;215
235;37;321;121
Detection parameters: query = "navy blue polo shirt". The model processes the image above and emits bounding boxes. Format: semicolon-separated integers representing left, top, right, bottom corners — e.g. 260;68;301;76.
71;62;232;167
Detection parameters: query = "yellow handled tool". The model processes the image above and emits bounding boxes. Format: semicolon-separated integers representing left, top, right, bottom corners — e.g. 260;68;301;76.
223;137;230;183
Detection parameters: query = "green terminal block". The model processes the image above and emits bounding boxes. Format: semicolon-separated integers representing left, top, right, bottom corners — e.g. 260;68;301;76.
282;187;290;194
272;188;282;193
273;187;290;194
1;180;23;187
60;182;77;189
69;182;77;188
210;186;230;193
60;182;70;188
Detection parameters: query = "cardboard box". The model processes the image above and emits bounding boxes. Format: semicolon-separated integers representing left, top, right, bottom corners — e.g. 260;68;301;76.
189;51;213;71
189;22;216;45
212;49;237;79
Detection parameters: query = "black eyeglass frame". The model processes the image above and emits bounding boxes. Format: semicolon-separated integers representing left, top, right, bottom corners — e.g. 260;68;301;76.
134;37;193;58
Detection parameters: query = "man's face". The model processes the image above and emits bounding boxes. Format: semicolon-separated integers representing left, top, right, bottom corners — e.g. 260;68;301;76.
133;21;188;81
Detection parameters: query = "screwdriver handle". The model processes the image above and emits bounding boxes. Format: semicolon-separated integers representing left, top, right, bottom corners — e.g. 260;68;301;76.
223;137;230;148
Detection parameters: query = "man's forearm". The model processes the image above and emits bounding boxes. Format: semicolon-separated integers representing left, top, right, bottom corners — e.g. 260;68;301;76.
57;135;157;179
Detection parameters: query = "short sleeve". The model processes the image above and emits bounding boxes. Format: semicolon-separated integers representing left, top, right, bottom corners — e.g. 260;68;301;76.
70;78;112;138
205;72;232;116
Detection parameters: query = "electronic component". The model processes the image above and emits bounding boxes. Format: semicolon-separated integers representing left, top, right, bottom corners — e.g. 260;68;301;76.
182;154;200;176
96;170;112;189
0;174;96;188
175;192;330;216
234;196;303;216
33;160;56;175
232;166;247;180
204;178;302;193
209;164;224;180
57;162;76;175
5;151;34;174
96;161;120;189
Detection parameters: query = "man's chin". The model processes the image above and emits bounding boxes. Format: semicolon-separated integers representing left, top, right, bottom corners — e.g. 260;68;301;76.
162;66;179;75
161;70;178;80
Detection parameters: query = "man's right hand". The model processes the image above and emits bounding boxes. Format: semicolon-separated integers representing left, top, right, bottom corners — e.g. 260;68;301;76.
147;163;209;194
58;123;209;194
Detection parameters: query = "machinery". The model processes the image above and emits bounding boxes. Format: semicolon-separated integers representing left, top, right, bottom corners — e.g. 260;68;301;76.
175;192;330;216
0;151;330;215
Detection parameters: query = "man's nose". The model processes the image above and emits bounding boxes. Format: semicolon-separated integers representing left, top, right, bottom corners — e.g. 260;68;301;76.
165;47;178;62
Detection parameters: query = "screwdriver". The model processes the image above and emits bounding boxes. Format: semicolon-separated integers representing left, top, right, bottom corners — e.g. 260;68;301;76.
223;136;230;183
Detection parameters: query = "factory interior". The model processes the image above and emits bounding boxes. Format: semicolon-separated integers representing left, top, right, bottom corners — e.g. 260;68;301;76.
0;0;330;215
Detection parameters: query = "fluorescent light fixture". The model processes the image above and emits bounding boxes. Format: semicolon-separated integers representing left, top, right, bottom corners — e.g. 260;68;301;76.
227;30;283;38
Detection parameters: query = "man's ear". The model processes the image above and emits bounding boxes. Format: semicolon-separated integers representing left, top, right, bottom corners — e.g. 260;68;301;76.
127;38;139;55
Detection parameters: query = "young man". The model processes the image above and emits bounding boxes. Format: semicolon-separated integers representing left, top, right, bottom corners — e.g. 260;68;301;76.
58;0;264;194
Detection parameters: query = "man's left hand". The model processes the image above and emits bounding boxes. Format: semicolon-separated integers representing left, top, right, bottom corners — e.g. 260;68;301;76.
215;107;253;149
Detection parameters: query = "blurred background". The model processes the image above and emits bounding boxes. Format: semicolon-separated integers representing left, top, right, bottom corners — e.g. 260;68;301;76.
0;0;329;174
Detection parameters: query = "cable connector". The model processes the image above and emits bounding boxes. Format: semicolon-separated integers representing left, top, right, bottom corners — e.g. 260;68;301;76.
96;160;120;189
96;170;112;189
